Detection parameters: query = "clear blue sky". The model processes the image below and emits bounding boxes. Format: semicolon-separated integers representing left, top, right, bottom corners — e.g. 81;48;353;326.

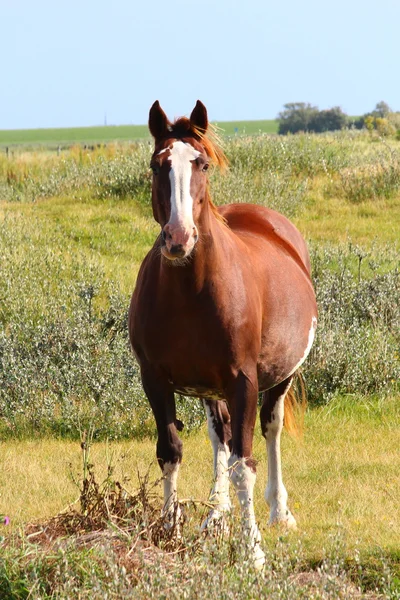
2;0;399;130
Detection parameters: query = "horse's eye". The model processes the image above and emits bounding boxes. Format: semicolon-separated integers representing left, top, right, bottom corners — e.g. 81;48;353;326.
150;164;160;175
202;163;209;172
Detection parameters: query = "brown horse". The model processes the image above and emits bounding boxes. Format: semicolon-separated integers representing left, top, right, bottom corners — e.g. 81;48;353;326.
129;100;317;568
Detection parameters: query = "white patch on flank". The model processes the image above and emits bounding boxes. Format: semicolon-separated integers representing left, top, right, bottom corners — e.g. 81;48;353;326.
201;403;231;530
286;316;317;378
264;381;297;528
162;461;181;528
168;141;200;227
228;454;265;569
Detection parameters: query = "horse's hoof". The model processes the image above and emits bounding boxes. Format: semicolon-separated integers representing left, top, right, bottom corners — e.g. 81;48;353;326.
162;504;183;537
269;509;297;530
252;543;266;570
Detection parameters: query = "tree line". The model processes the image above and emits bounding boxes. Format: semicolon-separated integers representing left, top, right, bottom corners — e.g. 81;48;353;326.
277;101;400;136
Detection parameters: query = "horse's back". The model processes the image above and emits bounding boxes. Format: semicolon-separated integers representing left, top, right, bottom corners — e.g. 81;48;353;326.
218;203;311;275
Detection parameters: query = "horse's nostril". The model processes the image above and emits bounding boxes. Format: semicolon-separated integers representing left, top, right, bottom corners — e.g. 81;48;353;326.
161;229;167;242
193;227;199;243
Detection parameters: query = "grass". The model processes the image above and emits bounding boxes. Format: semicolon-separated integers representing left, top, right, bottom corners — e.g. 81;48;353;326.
0;120;278;148
0;129;399;597
2;398;400;553
295;178;400;246
1;398;399;597
0;125;151;147
1;196;158;295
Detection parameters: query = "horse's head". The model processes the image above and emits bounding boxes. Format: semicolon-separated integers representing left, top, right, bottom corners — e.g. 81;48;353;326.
148;100;223;262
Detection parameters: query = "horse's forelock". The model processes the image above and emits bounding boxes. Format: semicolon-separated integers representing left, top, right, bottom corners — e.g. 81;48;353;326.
166;118;228;172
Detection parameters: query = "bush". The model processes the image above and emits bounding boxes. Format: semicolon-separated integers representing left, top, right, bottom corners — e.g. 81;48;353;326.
0;136;399;438
308;107;348;133
277;103;319;135
278;104;348;135
305;245;400;403
330;151;400;203
350;102;399;136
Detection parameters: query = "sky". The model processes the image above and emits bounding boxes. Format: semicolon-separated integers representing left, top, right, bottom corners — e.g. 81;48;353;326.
2;0;399;130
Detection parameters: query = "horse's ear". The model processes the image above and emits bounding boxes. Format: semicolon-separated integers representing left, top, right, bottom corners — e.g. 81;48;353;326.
190;100;208;133
149;101;170;140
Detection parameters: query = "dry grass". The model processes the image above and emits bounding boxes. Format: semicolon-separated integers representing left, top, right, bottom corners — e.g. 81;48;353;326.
2;398;399;558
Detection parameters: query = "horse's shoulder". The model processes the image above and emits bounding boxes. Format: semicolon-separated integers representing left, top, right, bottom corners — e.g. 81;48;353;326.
218;203;311;274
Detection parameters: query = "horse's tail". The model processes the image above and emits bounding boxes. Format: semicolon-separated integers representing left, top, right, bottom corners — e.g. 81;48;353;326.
284;372;307;438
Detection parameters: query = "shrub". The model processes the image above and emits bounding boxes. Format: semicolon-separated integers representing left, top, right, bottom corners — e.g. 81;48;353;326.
305;245;400;403
277;103;319;135
278;104;348;135
308;107;348;133
330;152;400;203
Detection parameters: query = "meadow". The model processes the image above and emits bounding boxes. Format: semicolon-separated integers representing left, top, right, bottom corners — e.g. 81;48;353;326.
0;129;399;598
0;119;278;148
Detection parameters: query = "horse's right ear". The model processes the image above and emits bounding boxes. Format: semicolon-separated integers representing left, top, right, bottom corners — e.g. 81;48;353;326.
149;101;170;140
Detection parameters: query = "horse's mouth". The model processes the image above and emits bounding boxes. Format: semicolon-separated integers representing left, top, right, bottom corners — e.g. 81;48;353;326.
161;246;186;260
160;242;195;262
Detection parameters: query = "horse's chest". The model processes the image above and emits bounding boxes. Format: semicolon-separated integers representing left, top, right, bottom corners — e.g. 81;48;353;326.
134;290;245;391
143;307;233;364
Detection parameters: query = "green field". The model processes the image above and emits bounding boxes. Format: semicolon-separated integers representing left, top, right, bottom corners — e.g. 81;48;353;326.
0;119;278;148
0;129;399;597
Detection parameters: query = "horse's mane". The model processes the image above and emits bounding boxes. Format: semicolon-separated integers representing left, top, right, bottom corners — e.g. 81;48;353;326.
169;117;228;225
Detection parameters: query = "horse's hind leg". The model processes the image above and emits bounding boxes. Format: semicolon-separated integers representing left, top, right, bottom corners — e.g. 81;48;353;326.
141;368;183;529
260;376;297;529
201;398;232;530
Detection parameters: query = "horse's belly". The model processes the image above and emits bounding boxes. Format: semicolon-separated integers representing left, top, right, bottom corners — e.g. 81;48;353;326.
173;384;225;400
257;314;317;389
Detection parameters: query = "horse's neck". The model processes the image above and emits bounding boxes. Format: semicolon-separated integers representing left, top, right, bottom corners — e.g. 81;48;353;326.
160;202;226;293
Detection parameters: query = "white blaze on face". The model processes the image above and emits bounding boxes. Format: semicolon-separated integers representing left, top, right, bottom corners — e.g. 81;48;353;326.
165;141;200;228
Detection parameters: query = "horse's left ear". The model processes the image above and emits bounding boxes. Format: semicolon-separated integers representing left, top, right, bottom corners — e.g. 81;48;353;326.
190;100;208;133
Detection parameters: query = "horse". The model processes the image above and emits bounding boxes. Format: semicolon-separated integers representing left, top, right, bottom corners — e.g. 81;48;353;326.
128;100;317;568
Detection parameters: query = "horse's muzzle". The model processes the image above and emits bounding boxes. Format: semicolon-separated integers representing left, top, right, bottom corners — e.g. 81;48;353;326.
161;223;198;260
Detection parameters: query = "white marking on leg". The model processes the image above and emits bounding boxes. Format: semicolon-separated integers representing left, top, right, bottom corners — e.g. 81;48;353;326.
287;316;317;378
229;454;265;569
202;402;231;530
265;382;296;528
162;461;181;528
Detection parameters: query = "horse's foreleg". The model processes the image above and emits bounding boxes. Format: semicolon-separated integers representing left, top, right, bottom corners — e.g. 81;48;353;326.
141;369;182;529
227;371;265;569
201;398;232;531
260;377;297;529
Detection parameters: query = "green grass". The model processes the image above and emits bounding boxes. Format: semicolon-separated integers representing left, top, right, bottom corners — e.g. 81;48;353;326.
0;131;399;439
1;399;399;597
0;129;399;597
0;124;150;147
214;119;278;136
3;398;400;552
0;120;278;148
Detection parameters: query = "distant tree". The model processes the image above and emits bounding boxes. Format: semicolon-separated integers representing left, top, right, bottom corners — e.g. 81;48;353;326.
372;101;392;118
352;101;392;130
277;103;318;135
308;107;348;133
351;117;365;130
